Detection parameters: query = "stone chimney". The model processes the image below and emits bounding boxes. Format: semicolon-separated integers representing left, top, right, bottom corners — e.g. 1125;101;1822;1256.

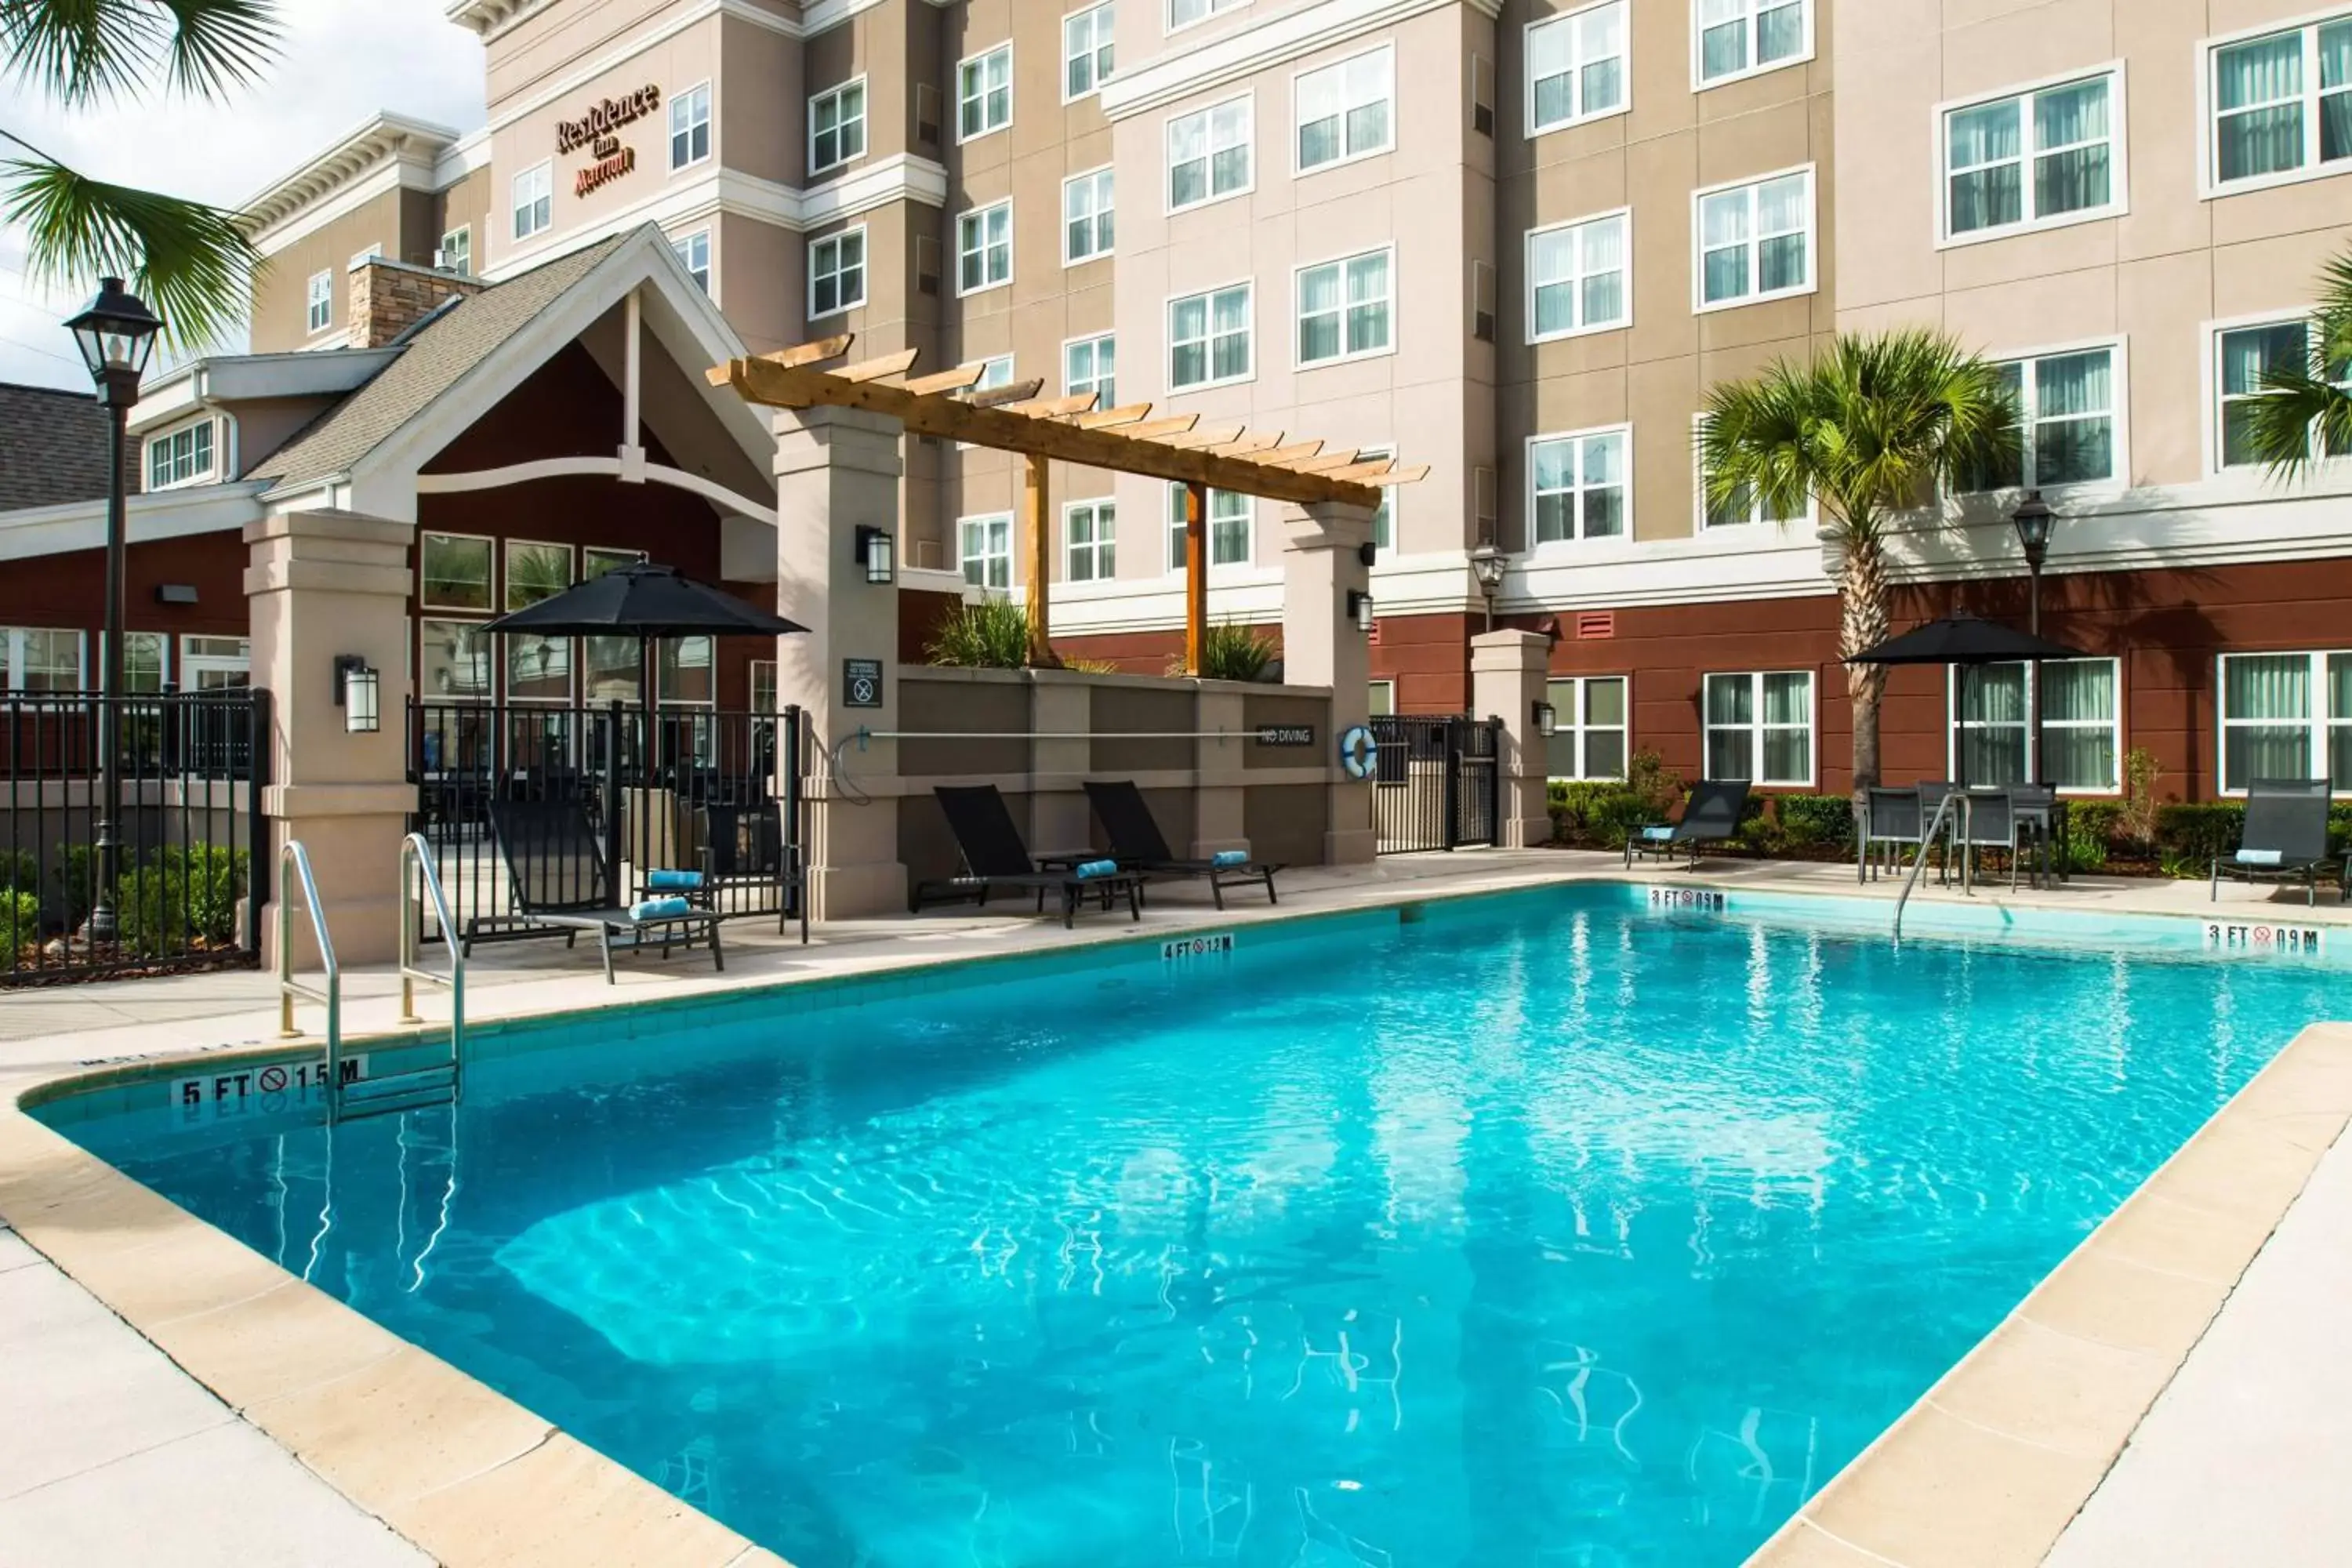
347;256;485;349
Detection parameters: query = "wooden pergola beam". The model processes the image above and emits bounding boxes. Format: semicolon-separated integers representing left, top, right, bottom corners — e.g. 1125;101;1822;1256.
970;379;1047;409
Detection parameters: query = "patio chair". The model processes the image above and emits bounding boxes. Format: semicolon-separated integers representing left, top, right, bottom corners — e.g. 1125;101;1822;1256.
2009;783;2060;888
481;799;724;983
1625;779;1751;870
691;799;808;943
1859;787;1925;884
913;785;1144;928
1957;789;2029;891
2213;778;2344;906
1082;779;1279;909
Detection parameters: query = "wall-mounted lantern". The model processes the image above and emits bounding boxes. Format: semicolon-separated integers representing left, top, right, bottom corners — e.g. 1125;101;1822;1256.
1534;700;1559;738
1346;589;1375;634
334;655;380;734
855;524;896;586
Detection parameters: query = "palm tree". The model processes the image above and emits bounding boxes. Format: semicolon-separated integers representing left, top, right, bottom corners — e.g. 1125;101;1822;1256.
1700;330;2019;803
2;2;283;352
2238;251;2352;481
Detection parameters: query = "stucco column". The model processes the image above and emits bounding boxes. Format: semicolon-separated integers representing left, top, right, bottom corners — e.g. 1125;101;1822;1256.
1278;499;1377;866
775;405;907;920
1192;683;1248;858
1472;630;1554;849
1029;671;1091;854
245;510;416;969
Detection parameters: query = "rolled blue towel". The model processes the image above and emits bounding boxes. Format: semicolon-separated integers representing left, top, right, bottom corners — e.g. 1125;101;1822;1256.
1074;858;1121;880
1211;849;1250;869
2236;848;2284;866
647;869;704;891
630;895;693;920
1640;825;1678;842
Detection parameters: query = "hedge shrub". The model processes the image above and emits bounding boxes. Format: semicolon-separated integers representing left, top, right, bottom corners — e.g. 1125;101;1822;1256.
1776;795;1855;848
2153;804;2241;877
2;890;36;954
114;845;248;958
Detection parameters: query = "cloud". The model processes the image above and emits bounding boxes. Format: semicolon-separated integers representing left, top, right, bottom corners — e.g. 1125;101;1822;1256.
1;0;486;388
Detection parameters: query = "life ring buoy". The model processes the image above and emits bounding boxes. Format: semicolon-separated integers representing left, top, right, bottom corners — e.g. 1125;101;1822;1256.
1340;725;1379;780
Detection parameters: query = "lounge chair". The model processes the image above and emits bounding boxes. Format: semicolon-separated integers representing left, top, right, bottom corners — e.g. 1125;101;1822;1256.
2213;778;2344;906
1625;779;1751;870
913;785;1144;928
1082;779;1279;909
482;799;724;982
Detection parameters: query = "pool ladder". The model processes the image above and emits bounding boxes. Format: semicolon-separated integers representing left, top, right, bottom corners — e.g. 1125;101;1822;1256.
275;837;465;1125
1892;792;1968;942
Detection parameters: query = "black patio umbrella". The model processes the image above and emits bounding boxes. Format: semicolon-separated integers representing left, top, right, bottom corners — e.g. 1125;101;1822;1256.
481;562;808;771
1848;615;2085;788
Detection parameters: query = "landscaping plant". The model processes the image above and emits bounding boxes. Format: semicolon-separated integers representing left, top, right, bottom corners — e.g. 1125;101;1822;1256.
925;599;1033;669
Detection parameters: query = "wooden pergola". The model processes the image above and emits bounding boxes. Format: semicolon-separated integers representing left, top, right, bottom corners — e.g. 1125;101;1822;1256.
709;334;1427;672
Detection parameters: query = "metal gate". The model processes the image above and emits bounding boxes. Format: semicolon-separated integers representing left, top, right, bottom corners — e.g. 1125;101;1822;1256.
1368;714;1501;854
407;699;804;946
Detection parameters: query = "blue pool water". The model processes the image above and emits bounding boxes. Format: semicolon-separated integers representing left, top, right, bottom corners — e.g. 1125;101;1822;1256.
48;887;2343;1566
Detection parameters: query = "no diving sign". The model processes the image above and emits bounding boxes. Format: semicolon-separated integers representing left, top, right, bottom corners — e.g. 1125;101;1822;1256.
843;658;884;710
169;1054;370;1123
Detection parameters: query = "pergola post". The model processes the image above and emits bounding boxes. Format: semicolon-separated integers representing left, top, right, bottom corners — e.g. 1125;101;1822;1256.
1023;452;1056;667
1184;480;1208;677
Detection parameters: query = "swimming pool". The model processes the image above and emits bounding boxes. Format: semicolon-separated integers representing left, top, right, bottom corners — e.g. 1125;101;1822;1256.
39;884;2343;1566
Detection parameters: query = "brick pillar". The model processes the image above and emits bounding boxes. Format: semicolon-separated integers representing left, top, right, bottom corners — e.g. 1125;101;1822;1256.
1472;630;1554;849
245;511;417;967
1278;499;1377;866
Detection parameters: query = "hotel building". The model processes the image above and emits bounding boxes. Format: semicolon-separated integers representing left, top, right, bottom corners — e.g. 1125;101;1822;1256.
8;0;2352;803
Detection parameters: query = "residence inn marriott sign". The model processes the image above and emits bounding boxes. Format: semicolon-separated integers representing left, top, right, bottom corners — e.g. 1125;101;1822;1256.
557;85;659;199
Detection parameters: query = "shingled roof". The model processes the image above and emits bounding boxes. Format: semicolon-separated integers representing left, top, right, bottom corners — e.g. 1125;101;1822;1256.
249;234;632;491
0;383;129;510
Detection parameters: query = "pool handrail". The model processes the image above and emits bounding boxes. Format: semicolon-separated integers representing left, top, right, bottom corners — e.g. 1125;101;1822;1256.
397;832;466;1104
1893;789;1968;940
275;840;343;1115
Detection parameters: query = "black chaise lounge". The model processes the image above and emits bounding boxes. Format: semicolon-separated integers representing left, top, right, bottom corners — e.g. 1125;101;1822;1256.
1624;779;1751;869
482;799;725;982
2212;777;2344;906
1083;779;1279;909
914;785;1144;928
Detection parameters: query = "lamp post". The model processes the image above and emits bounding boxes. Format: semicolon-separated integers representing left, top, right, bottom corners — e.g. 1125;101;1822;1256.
1468;544;1508;633
2011;490;2057;786
64;278;163;947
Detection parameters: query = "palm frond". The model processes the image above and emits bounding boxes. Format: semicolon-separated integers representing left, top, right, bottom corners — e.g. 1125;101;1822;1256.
2242;363;2352;486
0;0;279;103
154;0;277;96
3;152;258;350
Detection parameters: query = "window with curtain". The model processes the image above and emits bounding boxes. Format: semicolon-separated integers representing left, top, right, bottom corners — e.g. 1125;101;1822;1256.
1066;500;1116;582
1696;416;1808;528
2216;320;2352;469
2220;651;2352;793
1705;671;1812;785
1948;659;2121;790
1529;210;1628;340
1295;45;1392;172
1167;96;1252;210
1064;3;1114;100
1530;427;1628;544
1951;665;2033;785
2042;659;2120;792
1945;72;2117;238
960;514;1013;590
1963;347;2118;492
1065;333;1115;409
1697;169;1812;307
1697;0;1808;85
1064;168;1115;263
2212;18;2352;187
1544;676;1628;780
1528;2;1626;133
810;79;866;172
1297;249;1391;365
1169;284;1252;389
1165;485;1252;568
958;43;1013;141
957;200;1012;294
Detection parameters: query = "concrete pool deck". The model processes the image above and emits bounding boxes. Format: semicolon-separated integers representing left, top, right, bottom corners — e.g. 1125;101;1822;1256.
2;850;2348;1565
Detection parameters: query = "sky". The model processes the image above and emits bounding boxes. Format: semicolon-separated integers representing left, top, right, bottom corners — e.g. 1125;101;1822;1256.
0;0;487;389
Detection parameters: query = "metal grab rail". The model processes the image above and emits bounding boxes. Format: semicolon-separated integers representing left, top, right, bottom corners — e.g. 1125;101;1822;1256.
275;840;343;1112
1893;792;1969;942
397;833;466;1104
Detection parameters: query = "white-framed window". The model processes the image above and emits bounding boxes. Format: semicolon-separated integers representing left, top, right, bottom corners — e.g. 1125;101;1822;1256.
419;532;495;612
960;513;1014;590
1965;343;2123;492
419;619;490;702
2214;314;2352;471
1169;0;1245;34
1294;44;1393;173
1296;247;1392;367
1545;676;1629;780
1066;499;1117;581
1528;209;1628;340
0;628;85;691
1359;444;1397;549
965;355;1016;397
670;81;712;169
1693;416;1810;529
114;630;168;694
1064;167;1116;263
1695;166;1814;310
146;419;216;491
1947;659;2122;793
1167;95;1253;211
439;225;471;277
1943;69;2123;244
1528;2;1628;134
180;634;250;691
306;270;332;334
808;227;867;318
1065;2;1116;100
1529;426;1629;544
1066;332;1116;408
959;42;1013;141
958;199;1013;295
1369;679;1396;716
672;228;711;294
1695;0;1811;88
1166;485;1253;568
1169;282;1252;390
750;659;778;716
2206;14;2352;194
2220;650;2352;793
512;162;552;240
810;78;867;173
1704;670;1814;786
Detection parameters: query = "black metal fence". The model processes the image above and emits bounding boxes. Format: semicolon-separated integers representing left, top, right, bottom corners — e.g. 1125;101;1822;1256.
2;691;270;985
1369;714;1501;854
408;699;805;946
